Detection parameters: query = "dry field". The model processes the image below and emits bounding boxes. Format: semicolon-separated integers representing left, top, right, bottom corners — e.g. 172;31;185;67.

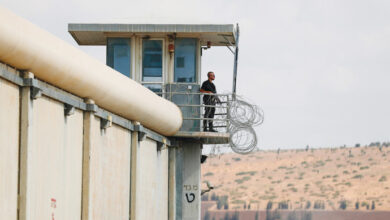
201;146;390;211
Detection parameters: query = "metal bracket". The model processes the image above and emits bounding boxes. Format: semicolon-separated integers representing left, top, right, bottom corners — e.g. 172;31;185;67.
157;138;167;151
138;131;146;142
31;87;42;99
226;45;235;54
101;115;112;129
134;124;146;142
222;35;235;47
64;104;75;116
157;142;164;151
222;35;236;55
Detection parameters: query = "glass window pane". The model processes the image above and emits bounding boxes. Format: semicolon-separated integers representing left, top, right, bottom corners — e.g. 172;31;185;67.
144;84;163;96
142;40;163;82
174;38;197;83
107;38;131;77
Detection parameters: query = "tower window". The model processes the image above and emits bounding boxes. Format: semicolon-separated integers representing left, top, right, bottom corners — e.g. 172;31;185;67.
174;38;197;83
107;38;131;77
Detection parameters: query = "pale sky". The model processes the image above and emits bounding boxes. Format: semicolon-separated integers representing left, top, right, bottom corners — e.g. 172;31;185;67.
2;0;389;150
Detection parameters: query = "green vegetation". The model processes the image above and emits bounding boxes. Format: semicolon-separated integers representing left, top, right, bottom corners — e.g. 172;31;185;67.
344;182;352;187
352;174;363;179
339;200;347;210
313;160;325;168
332;191;340;199
216;195;229;210
259;195;277;200
204;172;214;177
313;200;325;209
235;176;251;184
235;171;257;176
379;176;387;182
231;199;246;204
278;201;289;209
310;192;327;198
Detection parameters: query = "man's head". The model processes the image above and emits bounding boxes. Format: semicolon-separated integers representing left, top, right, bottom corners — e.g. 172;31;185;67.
207;71;215;81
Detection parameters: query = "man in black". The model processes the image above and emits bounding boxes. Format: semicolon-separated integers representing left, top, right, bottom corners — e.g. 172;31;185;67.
200;71;220;132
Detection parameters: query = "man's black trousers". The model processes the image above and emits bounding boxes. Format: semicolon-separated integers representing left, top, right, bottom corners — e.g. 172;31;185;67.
203;104;216;130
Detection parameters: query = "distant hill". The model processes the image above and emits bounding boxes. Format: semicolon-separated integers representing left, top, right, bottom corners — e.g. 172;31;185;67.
201;145;390;211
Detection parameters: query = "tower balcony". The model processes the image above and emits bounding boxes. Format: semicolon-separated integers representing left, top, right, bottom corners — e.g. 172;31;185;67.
163;83;231;144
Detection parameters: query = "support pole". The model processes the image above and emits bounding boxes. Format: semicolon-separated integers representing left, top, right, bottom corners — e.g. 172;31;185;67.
130;122;140;220
18;72;35;220
232;23;240;100
81;99;94;220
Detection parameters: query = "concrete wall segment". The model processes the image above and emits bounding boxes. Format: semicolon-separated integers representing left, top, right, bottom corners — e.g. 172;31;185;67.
19;95;83;220
85;116;131;220
0;76;19;219
135;137;169;220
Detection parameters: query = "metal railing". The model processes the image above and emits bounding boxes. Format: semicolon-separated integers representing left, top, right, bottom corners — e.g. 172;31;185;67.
158;88;232;133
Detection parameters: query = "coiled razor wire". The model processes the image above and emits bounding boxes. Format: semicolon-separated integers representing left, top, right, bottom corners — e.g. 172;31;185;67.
225;96;264;154
229;99;264;127
209;96;263;155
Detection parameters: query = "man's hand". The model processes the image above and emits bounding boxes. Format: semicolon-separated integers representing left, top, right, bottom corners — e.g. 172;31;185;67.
215;96;222;104
200;89;213;94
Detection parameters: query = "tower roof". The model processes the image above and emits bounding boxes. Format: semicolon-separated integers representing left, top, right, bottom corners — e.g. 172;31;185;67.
68;23;236;46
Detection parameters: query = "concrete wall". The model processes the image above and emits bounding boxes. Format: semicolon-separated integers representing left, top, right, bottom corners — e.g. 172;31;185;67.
83;115;131;220
0;63;172;220
23;96;83;220
0;70;20;220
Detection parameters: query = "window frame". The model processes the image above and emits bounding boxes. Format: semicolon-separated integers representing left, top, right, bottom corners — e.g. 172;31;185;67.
140;38;166;95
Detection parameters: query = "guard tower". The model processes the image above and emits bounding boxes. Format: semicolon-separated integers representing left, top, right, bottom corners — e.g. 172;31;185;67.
69;23;239;220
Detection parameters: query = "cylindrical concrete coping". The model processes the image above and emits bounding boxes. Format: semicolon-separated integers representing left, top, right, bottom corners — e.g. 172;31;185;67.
0;6;182;136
